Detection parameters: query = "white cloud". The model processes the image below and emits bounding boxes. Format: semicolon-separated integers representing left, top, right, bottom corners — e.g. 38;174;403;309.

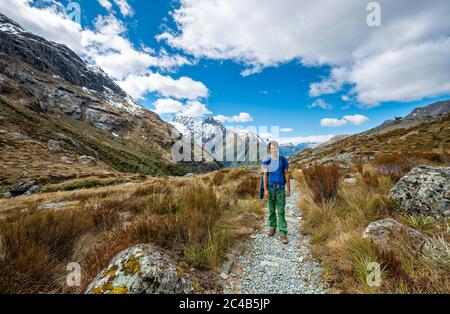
153;98;210;117
321;114;369;127
114;0;133;17
320;118;348;127
308;99;332;110
117;72;209;100
214;112;253;123
342;114;369;126
280;128;293;132
0;2;205;102
279;135;335;145
160;0;450;105
98;0;113;10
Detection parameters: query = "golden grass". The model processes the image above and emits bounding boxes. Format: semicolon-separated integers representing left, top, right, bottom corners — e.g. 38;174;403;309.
0;168;265;293
297;172;450;293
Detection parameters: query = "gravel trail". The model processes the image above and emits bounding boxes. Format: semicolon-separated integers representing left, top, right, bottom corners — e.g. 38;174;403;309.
222;180;327;294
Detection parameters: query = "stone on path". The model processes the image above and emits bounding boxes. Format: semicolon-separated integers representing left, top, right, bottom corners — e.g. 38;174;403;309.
222;180;327;294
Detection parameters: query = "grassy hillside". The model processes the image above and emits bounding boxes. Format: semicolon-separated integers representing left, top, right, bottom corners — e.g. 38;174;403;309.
291;109;450;293
0;168;263;293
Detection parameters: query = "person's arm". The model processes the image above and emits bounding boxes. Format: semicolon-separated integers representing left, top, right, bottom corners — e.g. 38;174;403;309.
263;169;269;199
285;169;290;197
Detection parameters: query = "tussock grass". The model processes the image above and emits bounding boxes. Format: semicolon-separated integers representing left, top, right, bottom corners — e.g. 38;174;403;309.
0;168;264;293
302;163;340;204
297;171;450;293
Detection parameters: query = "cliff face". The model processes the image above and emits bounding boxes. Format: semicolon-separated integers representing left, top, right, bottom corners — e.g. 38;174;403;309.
0;13;219;185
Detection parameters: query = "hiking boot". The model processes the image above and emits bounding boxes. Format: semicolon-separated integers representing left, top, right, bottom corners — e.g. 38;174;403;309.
280;235;288;245
267;228;276;237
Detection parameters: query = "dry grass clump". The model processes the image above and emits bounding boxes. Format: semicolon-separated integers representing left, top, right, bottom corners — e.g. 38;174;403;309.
0;209;93;293
0;167;264;293
372;154;414;182
302;163;340;204
297;172;450;293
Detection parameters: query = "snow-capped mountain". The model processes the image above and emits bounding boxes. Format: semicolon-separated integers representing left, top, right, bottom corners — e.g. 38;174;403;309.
0;13;219;174
170;116;267;166
279;142;320;157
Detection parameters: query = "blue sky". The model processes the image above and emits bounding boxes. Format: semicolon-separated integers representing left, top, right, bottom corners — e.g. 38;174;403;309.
2;0;449;143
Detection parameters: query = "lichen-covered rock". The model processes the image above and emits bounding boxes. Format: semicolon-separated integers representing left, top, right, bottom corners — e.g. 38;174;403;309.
363;218;428;251
389;166;450;218
85;244;194;294
47;139;62;153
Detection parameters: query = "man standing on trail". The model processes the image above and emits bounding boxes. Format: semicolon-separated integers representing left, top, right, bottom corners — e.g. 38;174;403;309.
262;141;290;245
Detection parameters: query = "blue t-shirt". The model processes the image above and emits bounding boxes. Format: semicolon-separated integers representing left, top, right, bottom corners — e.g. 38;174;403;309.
262;155;289;185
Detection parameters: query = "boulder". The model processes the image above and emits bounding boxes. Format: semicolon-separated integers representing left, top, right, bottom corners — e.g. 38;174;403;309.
47;139;63;153
8;180;39;197
60;156;73;164
363;218;428;251
184;173;195;177
79;155;96;165
389;166;450;218
85;244;194;294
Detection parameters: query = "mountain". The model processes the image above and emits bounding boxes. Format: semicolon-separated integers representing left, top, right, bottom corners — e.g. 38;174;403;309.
365;100;450;135
279;142;320;157
0;13;219;189
170;116;267;167
290;99;450;167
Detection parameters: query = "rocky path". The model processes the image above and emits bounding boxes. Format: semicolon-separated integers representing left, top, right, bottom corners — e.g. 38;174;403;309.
222;180;327;294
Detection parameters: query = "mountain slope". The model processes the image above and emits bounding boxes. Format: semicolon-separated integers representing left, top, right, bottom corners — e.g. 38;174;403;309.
290;100;450;167
170;116;267;167
0;13;219;190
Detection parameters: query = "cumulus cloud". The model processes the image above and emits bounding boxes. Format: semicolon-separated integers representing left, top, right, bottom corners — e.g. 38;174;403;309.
0;1;205;103
280;128;293;132
320;114;369;127
153;98;211;117
160;0;450;105
117;72;209;100
214;112;253;123
308;99;332;110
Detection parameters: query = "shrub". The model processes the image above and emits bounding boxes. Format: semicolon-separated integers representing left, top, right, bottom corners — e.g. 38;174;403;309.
372;154;413;182
361;170;379;189
302;163;340;204
234;176;259;198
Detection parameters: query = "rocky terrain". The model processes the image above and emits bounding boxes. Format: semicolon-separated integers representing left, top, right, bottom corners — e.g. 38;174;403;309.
170;115;267;167
222;181;327;294
290;99;450;168
0;13;219;194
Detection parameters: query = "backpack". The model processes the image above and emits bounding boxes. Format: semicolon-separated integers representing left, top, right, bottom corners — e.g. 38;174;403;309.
259;156;287;199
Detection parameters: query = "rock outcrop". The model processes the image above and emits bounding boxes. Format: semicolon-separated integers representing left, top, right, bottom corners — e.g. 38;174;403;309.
363;218;428;251
389;166;450;218
85;244;195;294
6;180;40;197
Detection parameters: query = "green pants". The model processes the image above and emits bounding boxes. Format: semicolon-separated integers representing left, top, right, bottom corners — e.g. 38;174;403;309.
268;189;287;236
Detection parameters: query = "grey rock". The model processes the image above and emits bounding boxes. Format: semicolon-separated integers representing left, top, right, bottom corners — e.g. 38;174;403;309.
85;244;195;294
47;139;63;153
60;156;73;164
79;155;96;165
23;185;40;196
389;166;450;218
363;218;428;251
7;132;28;140
8;180;37;196
184;173;195;177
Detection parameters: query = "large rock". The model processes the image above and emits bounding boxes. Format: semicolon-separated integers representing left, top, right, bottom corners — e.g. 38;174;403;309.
85;244;195;294
363;218;428;251
389;166;450;218
8;180;39;197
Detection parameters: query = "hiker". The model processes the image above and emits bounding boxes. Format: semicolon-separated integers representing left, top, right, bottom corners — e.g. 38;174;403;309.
262;141;290;244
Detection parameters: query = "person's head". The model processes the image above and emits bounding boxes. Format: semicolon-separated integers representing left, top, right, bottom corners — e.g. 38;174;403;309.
268;141;279;156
